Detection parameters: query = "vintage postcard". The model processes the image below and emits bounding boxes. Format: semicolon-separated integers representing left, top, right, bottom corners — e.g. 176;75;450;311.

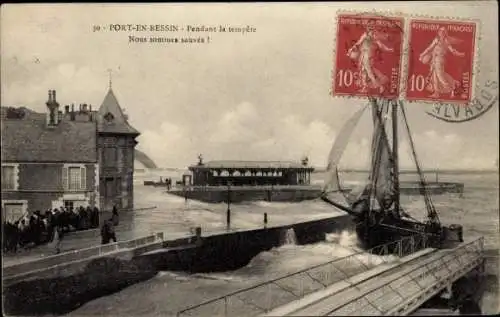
1;2;498;316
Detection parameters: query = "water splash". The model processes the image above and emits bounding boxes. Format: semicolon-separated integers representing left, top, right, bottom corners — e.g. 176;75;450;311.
326;230;360;248
281;228;298;245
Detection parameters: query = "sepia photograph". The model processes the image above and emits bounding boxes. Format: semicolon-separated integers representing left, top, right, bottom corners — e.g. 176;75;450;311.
1;2;498;316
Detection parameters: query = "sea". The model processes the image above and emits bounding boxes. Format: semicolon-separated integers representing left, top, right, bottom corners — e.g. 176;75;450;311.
68;169;499;316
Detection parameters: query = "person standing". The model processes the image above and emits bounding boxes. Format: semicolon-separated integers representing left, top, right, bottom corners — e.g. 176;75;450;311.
111;205;119;226
93;206;100;228
51;226;64;254
108;219;117;243
100;219;110;244
100;218;117;244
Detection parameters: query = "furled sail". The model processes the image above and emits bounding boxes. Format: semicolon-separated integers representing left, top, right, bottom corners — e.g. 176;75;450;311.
368;99;396;211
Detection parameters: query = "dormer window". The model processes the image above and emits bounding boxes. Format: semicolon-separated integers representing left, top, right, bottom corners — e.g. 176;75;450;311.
104;112;114;122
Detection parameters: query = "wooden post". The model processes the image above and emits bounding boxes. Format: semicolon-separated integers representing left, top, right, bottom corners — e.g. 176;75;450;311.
226;184;231;228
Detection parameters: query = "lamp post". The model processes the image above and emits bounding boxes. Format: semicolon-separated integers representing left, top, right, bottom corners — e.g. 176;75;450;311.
226;182;231;228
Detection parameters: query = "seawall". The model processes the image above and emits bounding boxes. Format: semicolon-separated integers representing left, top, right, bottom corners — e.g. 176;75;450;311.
2;214;353;316
166;181;465;203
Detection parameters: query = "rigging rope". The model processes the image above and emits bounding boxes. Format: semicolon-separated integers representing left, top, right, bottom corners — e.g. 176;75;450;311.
400;102;440;224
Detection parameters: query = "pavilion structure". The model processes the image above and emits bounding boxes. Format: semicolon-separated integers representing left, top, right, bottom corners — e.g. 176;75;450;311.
187;156;314;187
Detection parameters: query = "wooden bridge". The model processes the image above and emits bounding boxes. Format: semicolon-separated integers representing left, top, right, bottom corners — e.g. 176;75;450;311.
176;235;485;316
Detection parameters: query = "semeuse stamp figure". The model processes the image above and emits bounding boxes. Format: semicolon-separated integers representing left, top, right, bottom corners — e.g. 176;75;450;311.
405;19;477;104
333;14;404;99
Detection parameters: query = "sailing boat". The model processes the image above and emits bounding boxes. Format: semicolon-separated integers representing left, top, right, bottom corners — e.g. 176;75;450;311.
321;98;464;250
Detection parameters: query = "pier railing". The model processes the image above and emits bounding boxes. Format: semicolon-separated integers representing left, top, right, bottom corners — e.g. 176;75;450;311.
3;232;165;279
385;237;484;315
176;234;432;317
325;237;485;316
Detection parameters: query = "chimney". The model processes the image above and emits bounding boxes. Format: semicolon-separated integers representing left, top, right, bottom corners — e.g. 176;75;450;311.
46;89;60;126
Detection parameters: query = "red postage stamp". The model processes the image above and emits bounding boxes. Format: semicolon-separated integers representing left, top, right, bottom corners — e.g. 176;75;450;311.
405;19;477;104
333;14;404;99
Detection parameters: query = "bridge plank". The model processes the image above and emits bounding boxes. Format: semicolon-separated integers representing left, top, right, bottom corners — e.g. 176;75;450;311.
287;251;444;316
280;241;483;316
261;249;436;317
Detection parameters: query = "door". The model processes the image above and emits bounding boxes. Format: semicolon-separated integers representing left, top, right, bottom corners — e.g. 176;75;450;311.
105;177;115;211
3;203;24;224
116;177;122;209
183;174;192;186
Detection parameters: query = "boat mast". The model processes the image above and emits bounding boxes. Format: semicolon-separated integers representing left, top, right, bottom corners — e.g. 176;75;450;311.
392;100;400;214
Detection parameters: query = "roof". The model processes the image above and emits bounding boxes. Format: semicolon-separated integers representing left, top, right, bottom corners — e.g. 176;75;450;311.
190;160;314;170
1;108;97;163
97;88;140;135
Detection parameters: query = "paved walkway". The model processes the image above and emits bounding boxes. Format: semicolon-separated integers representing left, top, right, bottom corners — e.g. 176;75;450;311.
3;202;345;268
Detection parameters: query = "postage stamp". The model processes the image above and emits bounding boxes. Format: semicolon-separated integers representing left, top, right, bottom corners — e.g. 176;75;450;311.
405;19;477;104
332;13;404;99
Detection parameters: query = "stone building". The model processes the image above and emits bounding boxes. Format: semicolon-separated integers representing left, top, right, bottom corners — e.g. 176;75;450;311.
1;91;98;221
96;88;140;211
1;87;139;221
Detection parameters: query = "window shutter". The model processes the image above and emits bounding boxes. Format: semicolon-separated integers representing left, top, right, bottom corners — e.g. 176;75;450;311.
62;166;68;190
13;165;19;191
81;166;87;190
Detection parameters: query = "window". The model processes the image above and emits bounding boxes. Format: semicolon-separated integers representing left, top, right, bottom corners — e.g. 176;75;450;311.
69;167;82;190
1;164;18;191
117;148;123;168
62;164;86;191
104;147;117;167
104;112;114;122
2;200;27;223
64;200;74;211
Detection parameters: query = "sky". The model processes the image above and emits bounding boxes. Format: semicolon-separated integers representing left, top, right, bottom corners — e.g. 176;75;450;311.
1;2;498;170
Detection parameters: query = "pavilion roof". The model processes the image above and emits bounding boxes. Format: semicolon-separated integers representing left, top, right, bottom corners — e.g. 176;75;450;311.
189;160;314;170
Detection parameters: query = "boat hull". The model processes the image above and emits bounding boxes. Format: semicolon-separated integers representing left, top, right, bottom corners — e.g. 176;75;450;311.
354;216;463;251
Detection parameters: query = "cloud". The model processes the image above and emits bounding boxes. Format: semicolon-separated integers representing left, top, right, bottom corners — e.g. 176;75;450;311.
137;122;195;168
136;101;340;168
136;101;497;170
1;4;497;173
2;62;106;109
208;102;261;144
399;130;495;170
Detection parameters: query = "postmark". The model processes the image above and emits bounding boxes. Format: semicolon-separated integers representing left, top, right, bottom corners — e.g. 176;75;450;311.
332;13;404;99
425;79;498;123
405;19;477;104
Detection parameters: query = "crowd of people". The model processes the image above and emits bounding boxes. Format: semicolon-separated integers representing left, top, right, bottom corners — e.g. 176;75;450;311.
3;206;101;253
